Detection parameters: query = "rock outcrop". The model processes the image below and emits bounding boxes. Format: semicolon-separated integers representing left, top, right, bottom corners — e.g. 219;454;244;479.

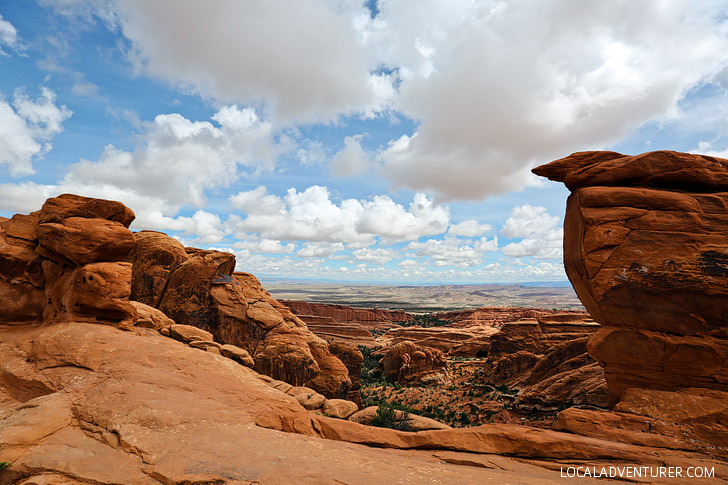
533;150;728;457
435;307;560;327
376;340;449;386
0;194;137;329
481;314;607;410
378;326;499;356
282;300;413;324
534;150;728;405
127;230;351;398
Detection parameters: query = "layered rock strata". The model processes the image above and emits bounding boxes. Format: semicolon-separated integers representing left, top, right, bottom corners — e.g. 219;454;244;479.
533;150;728;404
282;300;413;324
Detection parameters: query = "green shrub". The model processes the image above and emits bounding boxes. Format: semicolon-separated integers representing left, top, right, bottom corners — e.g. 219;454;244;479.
0;462;11;471
371;401;410;431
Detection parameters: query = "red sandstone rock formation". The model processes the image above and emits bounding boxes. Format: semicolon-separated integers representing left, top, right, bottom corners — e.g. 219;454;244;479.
435;307;556;327
296;314;378;347
0;194;137;328
534;150;728;404
127;230;351;398
282;300;413;324
532;150;728;455
481;314;607;410
3;192;728;482
376;340;449;386
379;325;498;356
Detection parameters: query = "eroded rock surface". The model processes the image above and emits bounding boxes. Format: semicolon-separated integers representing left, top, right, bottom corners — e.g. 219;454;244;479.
533;150;728;458
534;150;728;404
377;340;449;386
127;231;351;398
0;194;137;328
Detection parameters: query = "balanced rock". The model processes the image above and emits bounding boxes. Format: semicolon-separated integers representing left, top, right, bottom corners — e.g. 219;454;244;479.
533;150;728;404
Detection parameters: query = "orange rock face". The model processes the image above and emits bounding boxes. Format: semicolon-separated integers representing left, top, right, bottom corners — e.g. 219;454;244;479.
282;300;413;324
0;194;137;327
377;340;448;386
127;231;351;398
533;150;728;404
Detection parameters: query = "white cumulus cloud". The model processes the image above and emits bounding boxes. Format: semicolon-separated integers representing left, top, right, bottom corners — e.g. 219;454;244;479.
500;204;563;259
0;87;72;177
231;185;450;244
448;220;493;238
371;0;728;199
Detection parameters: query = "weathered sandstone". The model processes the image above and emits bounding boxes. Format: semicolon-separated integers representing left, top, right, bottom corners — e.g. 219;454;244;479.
376;340;448;386
282;300;412;324
127;231;351;398
534;150;728;404
0;194;137;328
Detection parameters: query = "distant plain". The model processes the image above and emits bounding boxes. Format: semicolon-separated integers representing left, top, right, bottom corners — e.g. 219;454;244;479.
264;281;585;313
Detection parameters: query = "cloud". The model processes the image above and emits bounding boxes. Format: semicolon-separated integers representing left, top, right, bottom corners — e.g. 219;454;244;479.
331;135;370;176
231;185;449;243
351;247;397;265
0;87;72;177
407;235;497;268
355;192;449;240
371;0;728;199
500;204;562;259
0;105;287;238
100;0;390;124
448;220;493;238
234;239;295;254
67;105;286;207
0;14;19;55
296;242;344;258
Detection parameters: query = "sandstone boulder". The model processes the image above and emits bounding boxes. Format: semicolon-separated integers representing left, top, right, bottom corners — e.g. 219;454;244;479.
36;217;135;266
127;230;188;307
169;324;214;343
130;300;174;330
295;390;326;410
323;399;359;419
42;261;135;328
220;343;255;367
0;195;138;329
348;406;451;431
36;193;135;227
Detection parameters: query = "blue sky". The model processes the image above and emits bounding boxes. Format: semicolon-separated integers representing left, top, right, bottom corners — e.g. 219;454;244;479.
1;0;728;284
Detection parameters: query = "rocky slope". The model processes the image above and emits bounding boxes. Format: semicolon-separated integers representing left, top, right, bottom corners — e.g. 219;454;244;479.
2;190;728;483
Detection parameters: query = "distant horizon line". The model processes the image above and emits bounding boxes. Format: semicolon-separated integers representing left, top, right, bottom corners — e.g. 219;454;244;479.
257;277;572;287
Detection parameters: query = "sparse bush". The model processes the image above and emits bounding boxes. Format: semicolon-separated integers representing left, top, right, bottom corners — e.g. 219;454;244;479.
395;314;450;328
371;401;410;431
0;461;10;471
